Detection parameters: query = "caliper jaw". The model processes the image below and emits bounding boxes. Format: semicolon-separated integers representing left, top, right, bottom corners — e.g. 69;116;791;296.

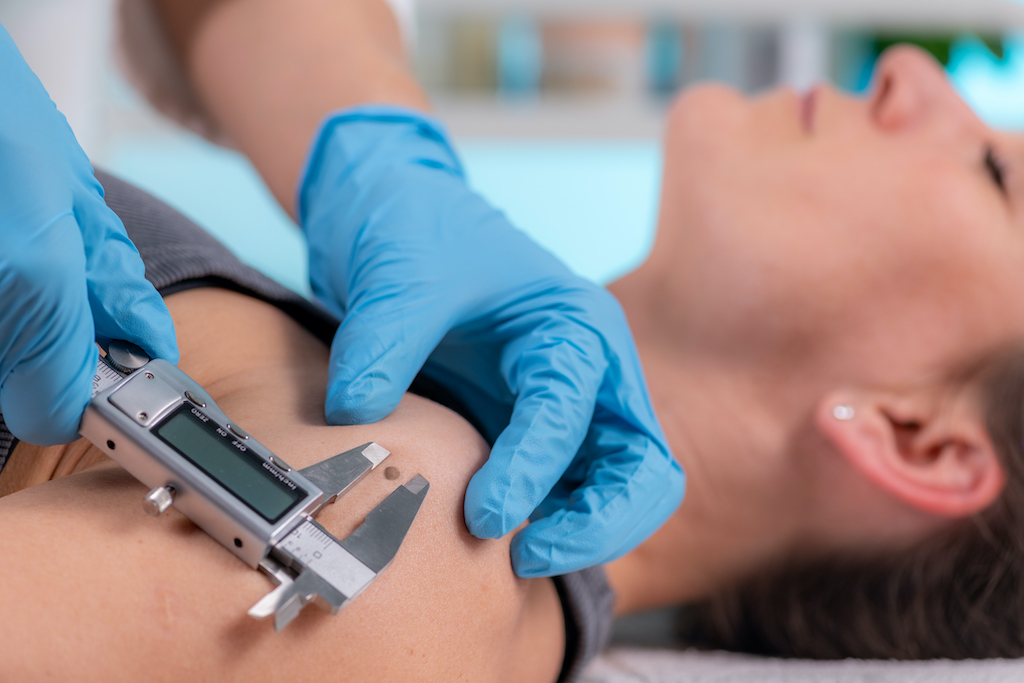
249;550;353;632
300;442;390;515
248;556;309;631
247;443;429;631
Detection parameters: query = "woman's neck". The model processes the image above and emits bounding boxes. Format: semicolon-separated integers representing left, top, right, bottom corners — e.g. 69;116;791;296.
604;273;813;615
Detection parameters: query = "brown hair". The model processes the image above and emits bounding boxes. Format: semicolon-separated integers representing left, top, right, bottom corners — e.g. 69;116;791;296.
680;348;1024;659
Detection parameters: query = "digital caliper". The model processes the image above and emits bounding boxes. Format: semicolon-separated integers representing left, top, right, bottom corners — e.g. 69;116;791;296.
78;340;428;631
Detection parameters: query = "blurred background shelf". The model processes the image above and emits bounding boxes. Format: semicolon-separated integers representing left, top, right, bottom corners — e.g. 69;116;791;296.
432;95;666;138
3;0;1024;290
419;0;1024;30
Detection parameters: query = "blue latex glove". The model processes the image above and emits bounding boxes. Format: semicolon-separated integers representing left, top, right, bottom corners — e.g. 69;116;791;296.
299;106;684;577
0;25;177;446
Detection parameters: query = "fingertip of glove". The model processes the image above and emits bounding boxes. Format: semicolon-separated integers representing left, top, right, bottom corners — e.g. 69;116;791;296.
631;433;686;506
7;403;86;446
148;336;180;365
133;329;178;366
2;379;92;447
324;402;388;426
26;422;82;447
93;288;179;366
509;531;561;578
464;495;520;541
464;474;526;540
464;509;508;541
655;451;686;511
324;380;401;425
671;462;686;502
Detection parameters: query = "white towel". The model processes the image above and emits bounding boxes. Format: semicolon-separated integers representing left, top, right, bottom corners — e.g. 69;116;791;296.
585;648;1024;683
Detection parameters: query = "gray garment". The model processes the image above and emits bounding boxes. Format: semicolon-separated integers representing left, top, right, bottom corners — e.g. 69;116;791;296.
554;567;617;683
0;171;615;681
0;413;14;477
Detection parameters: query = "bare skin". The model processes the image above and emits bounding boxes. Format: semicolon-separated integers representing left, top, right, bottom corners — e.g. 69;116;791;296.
4;0;1024;673
0;288;565;682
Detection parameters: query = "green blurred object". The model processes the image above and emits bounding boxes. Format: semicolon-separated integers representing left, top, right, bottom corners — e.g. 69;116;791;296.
872;32;1004;65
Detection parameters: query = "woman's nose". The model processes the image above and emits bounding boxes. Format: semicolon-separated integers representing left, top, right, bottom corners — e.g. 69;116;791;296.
870;45;976;134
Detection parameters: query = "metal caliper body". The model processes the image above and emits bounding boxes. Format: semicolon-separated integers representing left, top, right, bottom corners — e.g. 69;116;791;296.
79;340;428;631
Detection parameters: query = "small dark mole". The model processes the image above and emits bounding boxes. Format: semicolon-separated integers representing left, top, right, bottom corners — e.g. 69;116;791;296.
384;466;401;481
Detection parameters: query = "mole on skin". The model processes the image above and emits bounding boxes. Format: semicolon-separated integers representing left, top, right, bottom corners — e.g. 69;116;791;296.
384;466;400;481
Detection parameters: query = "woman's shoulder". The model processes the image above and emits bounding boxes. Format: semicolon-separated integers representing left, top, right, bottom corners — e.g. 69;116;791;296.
0;287;565;682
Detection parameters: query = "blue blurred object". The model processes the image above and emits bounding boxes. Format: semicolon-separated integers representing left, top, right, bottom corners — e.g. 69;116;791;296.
497;15;543;97
948;33;1024;130
647;19;684;96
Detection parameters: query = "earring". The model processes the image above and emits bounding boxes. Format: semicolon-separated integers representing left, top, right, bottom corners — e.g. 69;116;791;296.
832;405;855;421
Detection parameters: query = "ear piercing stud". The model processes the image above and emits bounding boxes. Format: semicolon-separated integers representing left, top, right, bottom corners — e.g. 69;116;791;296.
832;405;855;421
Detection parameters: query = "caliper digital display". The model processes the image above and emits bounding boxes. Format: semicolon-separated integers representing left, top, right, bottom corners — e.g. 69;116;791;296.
78;340;428;631
155;405;305;522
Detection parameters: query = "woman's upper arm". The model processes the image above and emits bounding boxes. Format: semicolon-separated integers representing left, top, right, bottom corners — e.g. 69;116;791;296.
0;399;564;682
150;0;429;214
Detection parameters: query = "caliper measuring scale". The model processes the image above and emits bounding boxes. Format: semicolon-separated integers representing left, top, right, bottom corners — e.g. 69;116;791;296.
79;340;429;631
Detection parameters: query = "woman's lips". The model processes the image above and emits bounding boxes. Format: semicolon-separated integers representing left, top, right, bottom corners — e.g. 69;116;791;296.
801;87;818;134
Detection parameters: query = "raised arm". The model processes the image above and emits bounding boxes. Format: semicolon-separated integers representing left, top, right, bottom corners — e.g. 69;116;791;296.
152;0;427;213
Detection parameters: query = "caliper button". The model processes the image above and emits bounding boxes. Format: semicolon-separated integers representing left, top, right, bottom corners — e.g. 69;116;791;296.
143;486;175;516
185;390;207;407
227;423;250;440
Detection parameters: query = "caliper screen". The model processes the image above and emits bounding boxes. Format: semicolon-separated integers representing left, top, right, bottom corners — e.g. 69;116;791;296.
155;406;304;522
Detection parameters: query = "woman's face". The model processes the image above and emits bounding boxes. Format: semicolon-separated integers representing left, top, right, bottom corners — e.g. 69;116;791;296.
653;46;1024;383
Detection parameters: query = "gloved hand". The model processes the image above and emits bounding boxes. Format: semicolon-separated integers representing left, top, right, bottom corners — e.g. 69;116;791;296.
0;25;177;446
299;106;684;577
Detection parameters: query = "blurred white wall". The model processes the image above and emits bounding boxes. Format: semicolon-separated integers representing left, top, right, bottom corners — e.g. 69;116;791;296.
0;0;114;157
1;0;1022;293
779;16;828;91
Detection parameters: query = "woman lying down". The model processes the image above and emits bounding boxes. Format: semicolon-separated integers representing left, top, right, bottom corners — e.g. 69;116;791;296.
3;45;1024;680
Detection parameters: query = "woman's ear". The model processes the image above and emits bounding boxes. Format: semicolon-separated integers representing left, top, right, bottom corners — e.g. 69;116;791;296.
814;390;1005;518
